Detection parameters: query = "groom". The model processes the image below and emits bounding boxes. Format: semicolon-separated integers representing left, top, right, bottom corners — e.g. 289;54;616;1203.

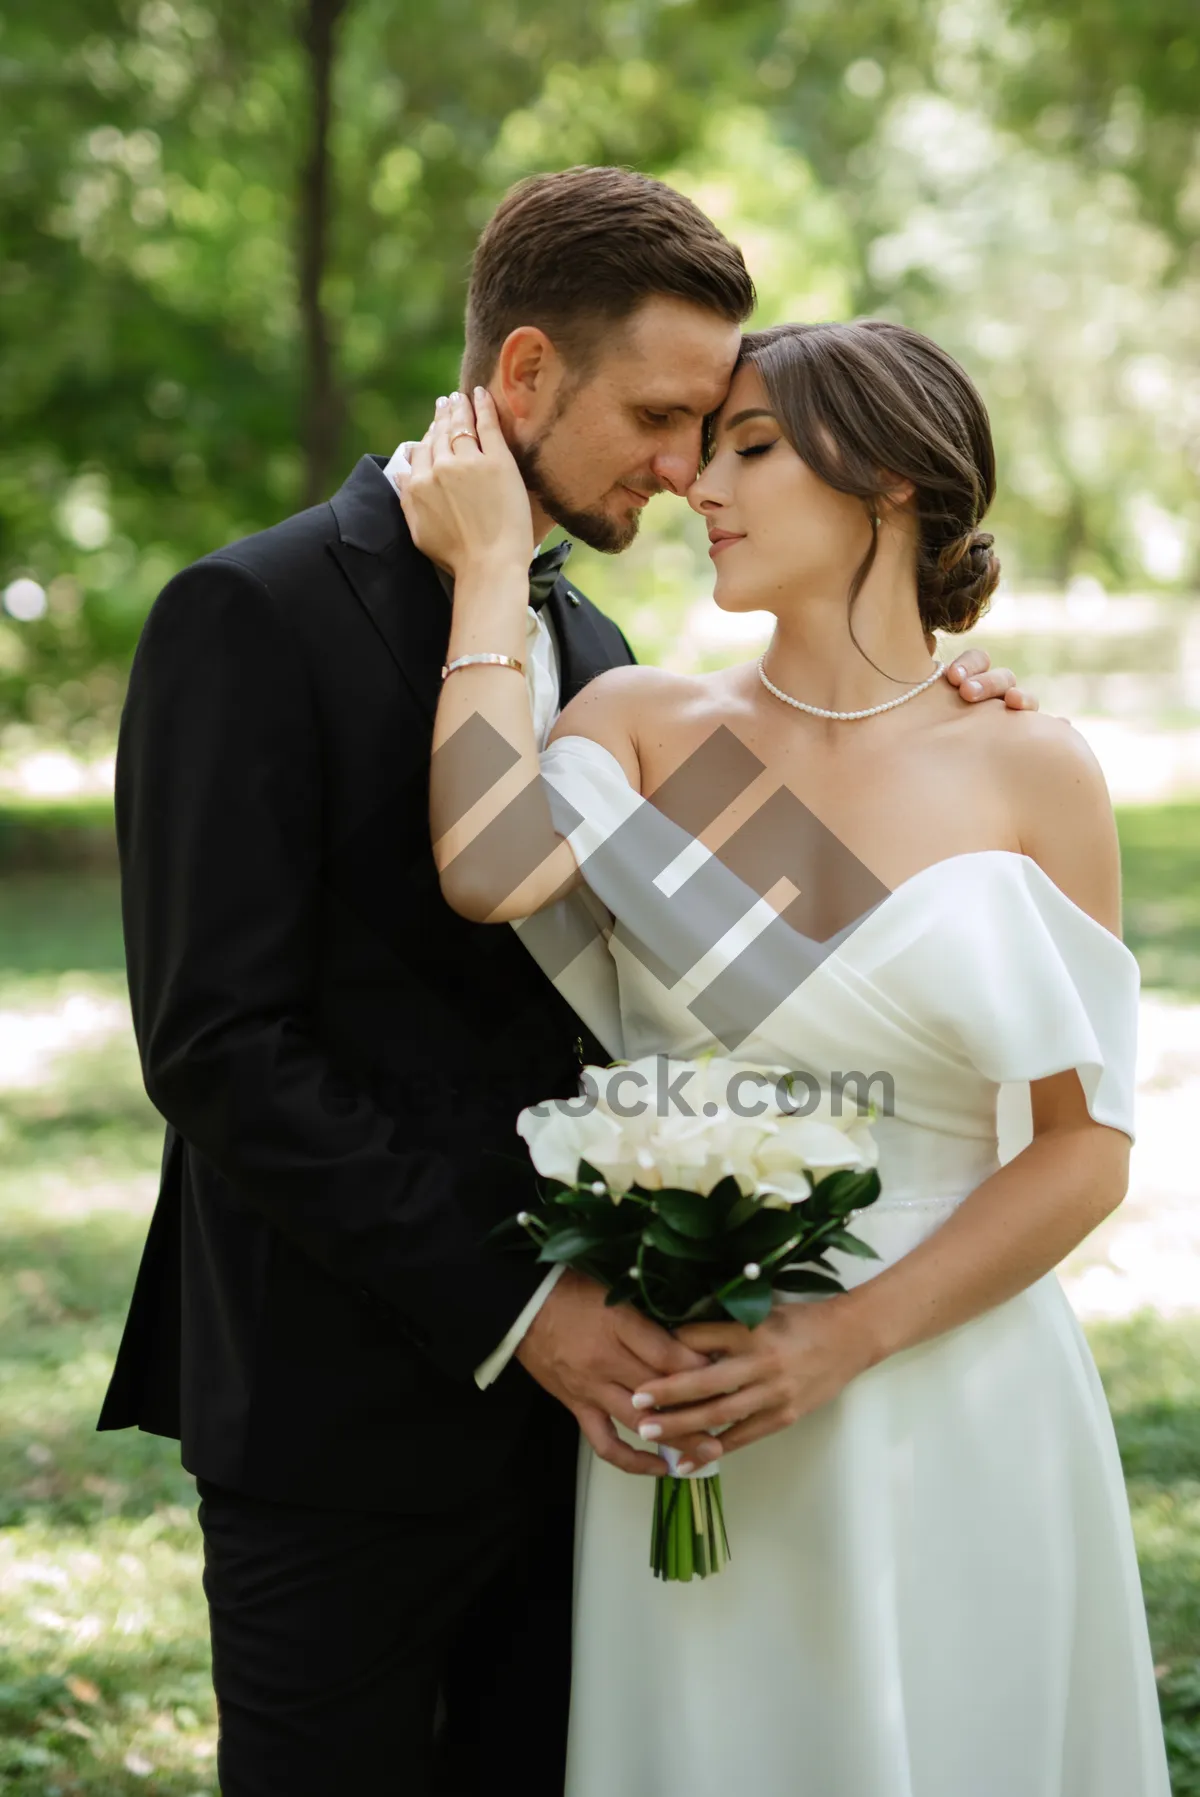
100;164;1031;1795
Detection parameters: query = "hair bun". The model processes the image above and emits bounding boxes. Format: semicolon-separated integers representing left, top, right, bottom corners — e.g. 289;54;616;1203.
924;528;1000;634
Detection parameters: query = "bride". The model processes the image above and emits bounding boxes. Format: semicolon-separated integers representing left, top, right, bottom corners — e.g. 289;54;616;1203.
398;321;1170;1796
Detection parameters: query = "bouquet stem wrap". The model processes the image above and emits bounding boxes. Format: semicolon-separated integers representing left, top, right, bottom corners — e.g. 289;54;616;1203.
653;1446;728;1582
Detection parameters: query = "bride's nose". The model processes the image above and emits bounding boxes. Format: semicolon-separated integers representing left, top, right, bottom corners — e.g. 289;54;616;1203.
686;464;725;516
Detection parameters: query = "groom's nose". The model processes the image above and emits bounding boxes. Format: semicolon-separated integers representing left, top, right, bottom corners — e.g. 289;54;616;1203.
650;440;702;498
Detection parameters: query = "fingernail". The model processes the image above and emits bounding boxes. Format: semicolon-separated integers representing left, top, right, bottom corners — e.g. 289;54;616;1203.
474;386;487;401
449;390;461;402
964;678;981;695
676;1460;695;1476
631;1393;655;1411
435;395;447;409
698;1441;722;1462
638;1421;663;1441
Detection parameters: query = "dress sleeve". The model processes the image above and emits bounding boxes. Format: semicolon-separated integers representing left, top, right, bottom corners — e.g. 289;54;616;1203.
505;735;646;1064
537;733;647;858
903;855;1141;1148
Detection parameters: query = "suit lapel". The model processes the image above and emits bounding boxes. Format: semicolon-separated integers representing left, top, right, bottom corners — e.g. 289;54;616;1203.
543;573;627;707
327;456;634;722
327;455;449;724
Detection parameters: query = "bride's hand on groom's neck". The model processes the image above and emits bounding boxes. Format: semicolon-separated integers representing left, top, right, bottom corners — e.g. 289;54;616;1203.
395;388;534;580
516;1271;722;1479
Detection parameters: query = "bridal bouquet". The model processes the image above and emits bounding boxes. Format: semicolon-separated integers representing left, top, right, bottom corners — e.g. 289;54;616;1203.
503;1054;882;1582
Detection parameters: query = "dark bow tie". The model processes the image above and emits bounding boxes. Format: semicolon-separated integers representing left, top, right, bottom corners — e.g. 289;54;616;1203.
430;538;573;611
527;539;573;611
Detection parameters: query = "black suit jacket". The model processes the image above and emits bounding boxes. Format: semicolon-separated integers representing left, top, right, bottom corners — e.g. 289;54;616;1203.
98;455;636;1510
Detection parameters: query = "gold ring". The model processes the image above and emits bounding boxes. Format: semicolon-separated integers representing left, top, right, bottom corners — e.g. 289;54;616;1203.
450;430;479;449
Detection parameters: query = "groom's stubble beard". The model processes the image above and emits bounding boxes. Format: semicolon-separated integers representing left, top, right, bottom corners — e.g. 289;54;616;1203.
509;388;655;555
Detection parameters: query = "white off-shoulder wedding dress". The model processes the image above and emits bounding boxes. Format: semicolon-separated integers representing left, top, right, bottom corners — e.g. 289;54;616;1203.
514;733;1170;1797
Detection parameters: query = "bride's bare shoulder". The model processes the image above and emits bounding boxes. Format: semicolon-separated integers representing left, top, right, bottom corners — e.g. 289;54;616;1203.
547;664;728;792
586;662;704;699
986;706;1106;791
986;709;1122;929
551;663;709;734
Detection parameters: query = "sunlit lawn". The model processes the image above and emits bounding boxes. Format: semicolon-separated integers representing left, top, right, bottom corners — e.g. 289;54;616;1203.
0;806;1198;1792
0;874;214;1795
1119;801;1200;1000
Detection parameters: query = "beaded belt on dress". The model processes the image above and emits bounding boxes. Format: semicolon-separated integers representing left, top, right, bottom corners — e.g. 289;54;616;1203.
851;1193;967;1216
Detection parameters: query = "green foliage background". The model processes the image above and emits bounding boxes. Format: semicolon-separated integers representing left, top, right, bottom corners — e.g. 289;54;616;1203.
1;0;1198;752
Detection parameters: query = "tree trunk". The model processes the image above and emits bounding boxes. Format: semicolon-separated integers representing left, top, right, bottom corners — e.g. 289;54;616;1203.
298;0;348;507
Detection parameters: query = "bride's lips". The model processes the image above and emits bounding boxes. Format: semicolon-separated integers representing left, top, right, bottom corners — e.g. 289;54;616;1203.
708;530;745;559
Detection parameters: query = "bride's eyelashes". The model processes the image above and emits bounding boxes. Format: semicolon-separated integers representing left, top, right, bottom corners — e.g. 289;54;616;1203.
735;441;778;459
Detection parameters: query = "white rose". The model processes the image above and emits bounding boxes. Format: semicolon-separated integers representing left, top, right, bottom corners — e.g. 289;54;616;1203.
745;1111;877;1207
518;1058;877;1207
516;1093;637;1195
773;1110;877;1171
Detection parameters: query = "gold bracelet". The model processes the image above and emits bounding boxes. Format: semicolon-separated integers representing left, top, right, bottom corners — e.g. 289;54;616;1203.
441;652;525;679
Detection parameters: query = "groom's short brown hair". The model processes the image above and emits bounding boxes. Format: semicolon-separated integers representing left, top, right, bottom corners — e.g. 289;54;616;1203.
462;166;755;389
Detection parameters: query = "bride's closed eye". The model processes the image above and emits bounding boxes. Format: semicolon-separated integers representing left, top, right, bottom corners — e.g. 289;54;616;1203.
736;442;777;459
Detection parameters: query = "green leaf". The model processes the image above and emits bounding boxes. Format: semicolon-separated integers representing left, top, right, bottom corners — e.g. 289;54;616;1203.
643;1218;723;1261
725;1206;805;1260
805;1168;880;1219
536;1228;608;1263
604;1272;640;1308
707;1174;745;1217
653;1188;722;1238
826;1228;881;1260
486;1214;534;1246
720;1280;774;1328
774;1267;846;1296
723;1192;761;1233
549;1196;639;1238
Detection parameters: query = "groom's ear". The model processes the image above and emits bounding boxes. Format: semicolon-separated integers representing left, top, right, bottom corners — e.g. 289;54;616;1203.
495;326;563;427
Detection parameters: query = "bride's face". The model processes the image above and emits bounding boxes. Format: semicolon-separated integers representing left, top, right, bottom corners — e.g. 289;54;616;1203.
688;364;874;616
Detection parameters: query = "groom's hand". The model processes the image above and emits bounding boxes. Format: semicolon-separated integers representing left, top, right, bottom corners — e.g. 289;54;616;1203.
516;1271;721;1477
941;643;1039;709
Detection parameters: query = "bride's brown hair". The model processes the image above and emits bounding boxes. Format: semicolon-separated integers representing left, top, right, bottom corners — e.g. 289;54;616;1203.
734;320;1001;641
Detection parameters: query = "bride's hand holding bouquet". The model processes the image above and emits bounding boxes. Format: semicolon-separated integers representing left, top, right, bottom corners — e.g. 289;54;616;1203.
504;1054;883;1581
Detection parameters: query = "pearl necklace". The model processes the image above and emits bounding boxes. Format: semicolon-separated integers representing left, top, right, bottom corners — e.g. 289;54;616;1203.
757;653;946;721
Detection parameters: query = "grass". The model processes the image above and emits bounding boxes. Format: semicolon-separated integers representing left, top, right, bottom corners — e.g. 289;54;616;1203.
1117;802;1200;999
0;808;1198;1792
0;806;117;881
0;872;211;1793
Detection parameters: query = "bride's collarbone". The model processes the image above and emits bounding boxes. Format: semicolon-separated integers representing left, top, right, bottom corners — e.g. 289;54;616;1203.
632;714;1015;888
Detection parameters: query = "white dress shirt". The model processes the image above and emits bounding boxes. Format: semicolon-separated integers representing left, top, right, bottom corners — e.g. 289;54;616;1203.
379;446;567;1387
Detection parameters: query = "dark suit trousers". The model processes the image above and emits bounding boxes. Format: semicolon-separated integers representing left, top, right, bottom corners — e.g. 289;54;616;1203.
198;1461;575;1797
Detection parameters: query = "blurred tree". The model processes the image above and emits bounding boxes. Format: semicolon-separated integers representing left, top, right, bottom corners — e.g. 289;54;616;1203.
299;0;351;504
0;0;879;735
847;88;1200;592
992;0;1200;248
1;0;1197;746
0;0;704;737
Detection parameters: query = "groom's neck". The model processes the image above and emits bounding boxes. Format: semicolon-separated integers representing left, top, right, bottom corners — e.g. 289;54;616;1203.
482;382;556;551
527;492;554;547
